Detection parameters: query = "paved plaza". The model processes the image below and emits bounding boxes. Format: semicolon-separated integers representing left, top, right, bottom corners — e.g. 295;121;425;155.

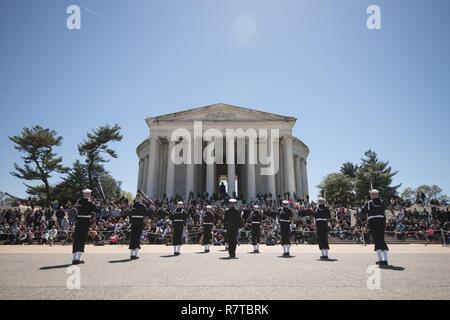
0;244;449;300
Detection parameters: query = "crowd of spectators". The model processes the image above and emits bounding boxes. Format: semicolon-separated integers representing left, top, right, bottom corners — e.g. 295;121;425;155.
1;194;449;246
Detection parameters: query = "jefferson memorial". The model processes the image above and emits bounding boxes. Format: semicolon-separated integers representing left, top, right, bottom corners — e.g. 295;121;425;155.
136;103;309;201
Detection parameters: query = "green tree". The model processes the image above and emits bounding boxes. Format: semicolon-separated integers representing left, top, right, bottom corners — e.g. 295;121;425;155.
416;185;431;202
99;174;122;202
78;124;123;191
430;185;442;200
400;187;415;202
120;190;134;203
53;160;89;205
318;173;355;206
340;161;359;178
9;126;69;204
355;150;400;202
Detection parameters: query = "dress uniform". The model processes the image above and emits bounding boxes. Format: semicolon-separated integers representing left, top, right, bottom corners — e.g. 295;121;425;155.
278;200;293;257
250;205;262;253
128;194;152;260
202;206;215;253
360;189;389;266
171;201;187;255
224;199;241;258
72;189;100;265
314;198;331;260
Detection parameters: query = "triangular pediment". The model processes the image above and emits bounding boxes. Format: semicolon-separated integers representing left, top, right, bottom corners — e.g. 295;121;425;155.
147;103;296;123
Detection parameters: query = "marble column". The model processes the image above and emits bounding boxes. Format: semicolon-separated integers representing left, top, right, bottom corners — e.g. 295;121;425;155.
267;138;277;198
226;137;236;197
137;158;144;191
283;136;296;198
165;139;176;198
206;141;215;198
146;137;160;197
246;137;256;201
142;156;148;194
294;155;302;196
300;158;309;198
185;137;195;200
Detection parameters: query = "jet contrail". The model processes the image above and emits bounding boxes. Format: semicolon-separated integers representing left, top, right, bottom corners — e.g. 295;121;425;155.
83;6;100;17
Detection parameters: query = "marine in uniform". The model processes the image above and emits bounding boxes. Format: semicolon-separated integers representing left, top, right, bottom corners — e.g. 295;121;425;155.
250;205;262;253
72;189;100;265
224;199;241;258
202;205;215;253
278;200;293;257
314;197;331;260
360;189;389;266
128;193;152;260
171;201;187;256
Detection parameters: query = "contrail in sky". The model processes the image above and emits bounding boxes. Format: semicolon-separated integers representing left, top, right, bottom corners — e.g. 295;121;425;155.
83;6;100;17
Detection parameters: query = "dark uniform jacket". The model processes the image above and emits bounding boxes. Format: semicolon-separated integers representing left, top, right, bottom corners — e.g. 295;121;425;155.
202;210;215;224
250;210;262;223
171;207;188;224
224;207;242;231
360;198;386;220
278;207;293;223
129;202;152;219
314;205;331;221
75;198;100;218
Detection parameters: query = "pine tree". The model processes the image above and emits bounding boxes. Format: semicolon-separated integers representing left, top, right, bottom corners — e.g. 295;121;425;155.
9;126;69;204
355;150;400;202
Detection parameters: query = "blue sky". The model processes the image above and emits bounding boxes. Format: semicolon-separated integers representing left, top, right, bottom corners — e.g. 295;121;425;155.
1;0;449;199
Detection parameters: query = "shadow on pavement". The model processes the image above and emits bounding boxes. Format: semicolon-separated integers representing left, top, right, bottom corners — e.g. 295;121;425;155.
39;264;72;270
108;259;131;264
381;265;406;271
315;258;339;262
159;254;178;258
219;257;239;260
278;255;295;258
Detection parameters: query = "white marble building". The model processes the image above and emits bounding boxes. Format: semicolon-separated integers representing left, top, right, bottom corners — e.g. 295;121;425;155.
136;103;309;201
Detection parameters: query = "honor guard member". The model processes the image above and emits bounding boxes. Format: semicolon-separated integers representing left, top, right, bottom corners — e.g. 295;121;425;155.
128;193;152;260
250;205;262;253
279;200;293;257
360;189;389;266
171;201;187;255
224;199;241;258
72;189;99;265
202;205;215;253
314;197;331;260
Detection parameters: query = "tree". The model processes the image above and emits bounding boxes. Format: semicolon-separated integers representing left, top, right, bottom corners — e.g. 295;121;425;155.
416;185;431;202
9;126;69;204
53;160;89;205
318;173;355;206
120;190;134;203
340;161;359;178
355;150;400;202
98;174;122;202
78;124;123;191
400;187;415;202
430;185;442;200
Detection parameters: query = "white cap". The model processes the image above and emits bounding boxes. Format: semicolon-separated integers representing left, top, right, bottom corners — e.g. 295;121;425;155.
177;201;184;205
229;199;237;203
282;200;289;205
82;189;92;194
253;205;259;209
318;197;325;202
370;189;379;194
206;205;212;209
